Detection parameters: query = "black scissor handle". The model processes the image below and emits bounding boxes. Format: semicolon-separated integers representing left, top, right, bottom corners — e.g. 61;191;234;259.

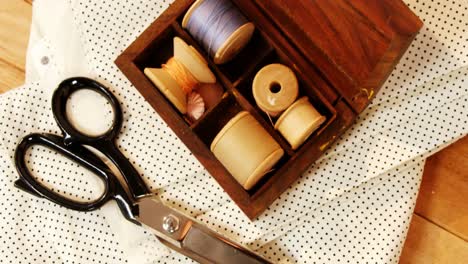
52;77;122;144
51;77;151;199
14;133;139;224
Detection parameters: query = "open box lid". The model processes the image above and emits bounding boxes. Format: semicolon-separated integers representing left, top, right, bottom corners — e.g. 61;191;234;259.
250;0;423;113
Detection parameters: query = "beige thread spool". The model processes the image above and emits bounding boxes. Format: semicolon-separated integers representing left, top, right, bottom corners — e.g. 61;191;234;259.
275;97;326;150
253;64;299;117
182;0;255;64
211;111;284;190
144;37;216;114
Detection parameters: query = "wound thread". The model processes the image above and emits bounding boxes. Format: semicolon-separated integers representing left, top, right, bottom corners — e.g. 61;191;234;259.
186;0;249;59
162;57;198;94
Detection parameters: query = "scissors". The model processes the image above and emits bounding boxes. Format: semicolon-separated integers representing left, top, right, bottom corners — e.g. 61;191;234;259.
14;77;270;264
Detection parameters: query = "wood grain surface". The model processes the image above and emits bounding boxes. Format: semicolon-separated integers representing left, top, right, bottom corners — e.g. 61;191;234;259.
400;215;468;264
415;137;468;241
252;0;423;113
0;1;466;263
400;137;468;263
0;0;31;91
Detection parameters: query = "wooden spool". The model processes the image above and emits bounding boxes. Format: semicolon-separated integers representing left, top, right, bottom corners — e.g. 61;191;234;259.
144;37;216;114
253;63;299;117
211;111;284;190
182;0;255;64
275;97;326;150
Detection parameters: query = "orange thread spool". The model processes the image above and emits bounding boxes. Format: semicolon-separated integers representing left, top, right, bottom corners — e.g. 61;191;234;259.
162;57;199;95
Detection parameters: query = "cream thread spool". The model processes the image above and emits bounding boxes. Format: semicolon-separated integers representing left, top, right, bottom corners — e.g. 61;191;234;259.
182;0;255;64
211;111;284;190
144;37;216;114
275;97;326;150
253;64;299;117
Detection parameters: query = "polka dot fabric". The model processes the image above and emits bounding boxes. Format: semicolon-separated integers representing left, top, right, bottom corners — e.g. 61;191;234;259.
256;158;426;263
0;1;466;264
68;0;203;192
0;83;129;263
25;145;105;202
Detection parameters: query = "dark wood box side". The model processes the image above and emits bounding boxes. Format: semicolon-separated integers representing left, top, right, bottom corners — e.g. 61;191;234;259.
114;0;355;219
232;0;342;108
251;0;423;113
115;57;252;203
115;1;253;208
115;0;418;219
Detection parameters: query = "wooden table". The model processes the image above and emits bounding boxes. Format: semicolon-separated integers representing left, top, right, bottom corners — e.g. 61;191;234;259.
1;1;467;263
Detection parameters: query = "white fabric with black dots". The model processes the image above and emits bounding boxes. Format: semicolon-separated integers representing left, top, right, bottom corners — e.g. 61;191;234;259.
0;0;466;263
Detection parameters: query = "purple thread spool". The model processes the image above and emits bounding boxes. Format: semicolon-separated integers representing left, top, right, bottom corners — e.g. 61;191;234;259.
182;0;255;64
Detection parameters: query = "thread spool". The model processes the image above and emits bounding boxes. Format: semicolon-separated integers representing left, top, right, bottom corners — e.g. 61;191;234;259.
253;64;299;117
182;0;255;64
275;97;326;150
144;37;216;114
211;111;284;190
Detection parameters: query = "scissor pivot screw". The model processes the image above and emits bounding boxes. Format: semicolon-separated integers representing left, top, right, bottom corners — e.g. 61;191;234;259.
162;215;179;233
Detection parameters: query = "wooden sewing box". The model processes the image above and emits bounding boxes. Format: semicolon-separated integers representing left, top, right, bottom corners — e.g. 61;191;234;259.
115;0;423;219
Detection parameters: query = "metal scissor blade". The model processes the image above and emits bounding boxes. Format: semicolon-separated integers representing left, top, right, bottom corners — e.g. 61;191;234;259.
137;197;194;248
181;224;271;264
136;197;271;264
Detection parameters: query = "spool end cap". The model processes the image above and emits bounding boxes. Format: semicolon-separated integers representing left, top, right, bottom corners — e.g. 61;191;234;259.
144;68;187;114
173;37;216;84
